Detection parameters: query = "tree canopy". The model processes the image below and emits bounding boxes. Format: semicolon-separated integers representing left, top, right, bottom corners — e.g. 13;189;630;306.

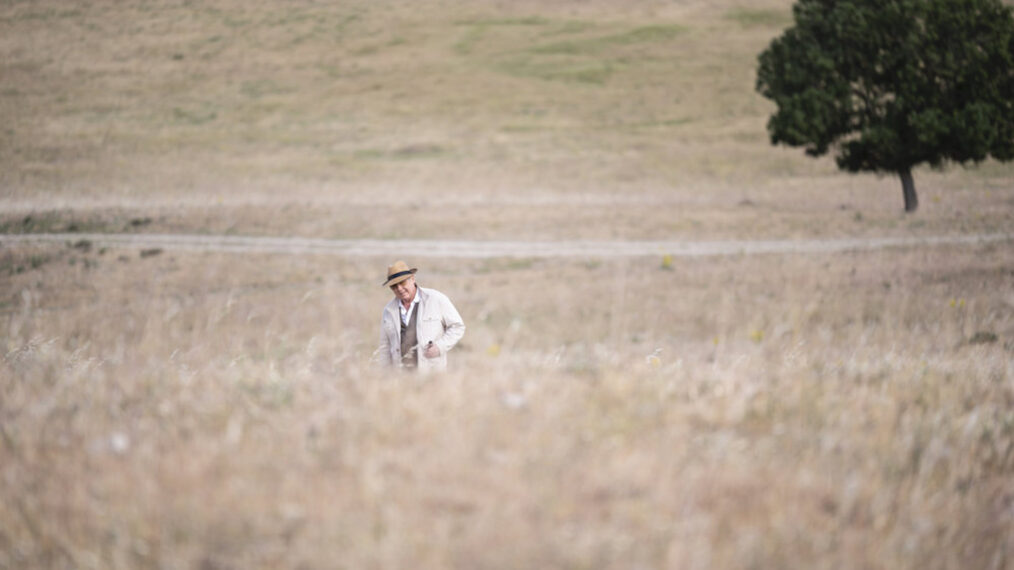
756;0;1014;211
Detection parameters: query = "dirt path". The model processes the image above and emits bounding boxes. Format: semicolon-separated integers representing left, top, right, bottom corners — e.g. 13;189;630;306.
2;232;1010;258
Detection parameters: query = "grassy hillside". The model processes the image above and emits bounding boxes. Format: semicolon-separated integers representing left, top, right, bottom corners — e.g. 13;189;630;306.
2;0;1011;235
1;1;783;191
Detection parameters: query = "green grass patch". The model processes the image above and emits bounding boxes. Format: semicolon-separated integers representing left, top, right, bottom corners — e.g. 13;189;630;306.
351;144;448;161
725;8;792;28
604;24;688;45
498;57;614;84
531;24;687;55
455;17;552;27
475;22;686;85
607;117;695;131
454;25;487;55
0;8;83;23
453;17;556;55
0;251;54;276
172;106;219;126
0;212;74;234
0;212;129;235
240;79;292;99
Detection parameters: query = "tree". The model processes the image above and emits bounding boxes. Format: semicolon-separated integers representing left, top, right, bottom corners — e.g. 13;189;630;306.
756;0;1014;212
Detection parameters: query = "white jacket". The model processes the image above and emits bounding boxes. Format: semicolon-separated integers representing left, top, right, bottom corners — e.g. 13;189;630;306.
378;286;465;372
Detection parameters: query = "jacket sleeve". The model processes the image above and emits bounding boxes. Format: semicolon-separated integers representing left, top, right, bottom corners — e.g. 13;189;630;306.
376;310;395;366
435;293;465;355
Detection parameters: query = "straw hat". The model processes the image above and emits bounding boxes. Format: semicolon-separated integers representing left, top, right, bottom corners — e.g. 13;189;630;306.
383;260;417;287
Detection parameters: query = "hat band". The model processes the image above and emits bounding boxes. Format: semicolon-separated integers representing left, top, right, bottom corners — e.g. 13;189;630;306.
385;270;413;284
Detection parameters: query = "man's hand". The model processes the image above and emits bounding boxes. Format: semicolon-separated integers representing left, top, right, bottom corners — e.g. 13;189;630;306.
424;341;441;359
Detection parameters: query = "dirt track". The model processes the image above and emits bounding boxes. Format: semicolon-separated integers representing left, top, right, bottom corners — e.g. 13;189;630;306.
2;232;1010;258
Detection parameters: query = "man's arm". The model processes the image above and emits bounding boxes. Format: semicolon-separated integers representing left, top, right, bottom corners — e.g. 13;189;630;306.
434;294;465;355
376;311;395;366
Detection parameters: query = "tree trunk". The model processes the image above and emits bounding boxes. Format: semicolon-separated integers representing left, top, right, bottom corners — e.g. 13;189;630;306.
900;168;918;213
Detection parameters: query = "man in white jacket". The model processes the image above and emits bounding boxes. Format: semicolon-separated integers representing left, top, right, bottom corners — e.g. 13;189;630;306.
377;260;465;372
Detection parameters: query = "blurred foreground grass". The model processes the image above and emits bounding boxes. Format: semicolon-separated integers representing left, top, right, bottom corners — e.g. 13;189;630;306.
1;242;1012;569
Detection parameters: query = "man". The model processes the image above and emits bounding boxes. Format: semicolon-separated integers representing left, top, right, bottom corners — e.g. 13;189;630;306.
377;260;465;373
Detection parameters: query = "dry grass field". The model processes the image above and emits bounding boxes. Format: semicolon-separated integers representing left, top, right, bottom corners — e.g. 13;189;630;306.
2;0;1013;569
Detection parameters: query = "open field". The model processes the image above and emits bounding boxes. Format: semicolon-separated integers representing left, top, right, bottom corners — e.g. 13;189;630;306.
2;242;1013;569
2;0;1013;569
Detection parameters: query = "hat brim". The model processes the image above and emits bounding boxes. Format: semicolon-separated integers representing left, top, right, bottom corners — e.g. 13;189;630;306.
383;268;417;287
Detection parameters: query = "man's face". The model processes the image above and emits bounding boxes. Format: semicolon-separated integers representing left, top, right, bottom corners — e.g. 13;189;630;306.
390;275;417;304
